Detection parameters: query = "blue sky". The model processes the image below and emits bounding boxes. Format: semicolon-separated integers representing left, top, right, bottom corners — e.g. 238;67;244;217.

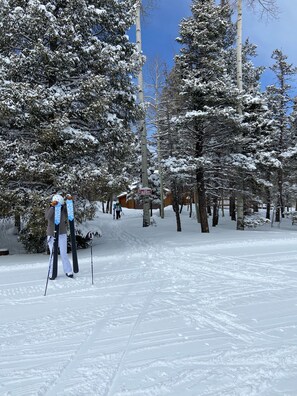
133;0;297;93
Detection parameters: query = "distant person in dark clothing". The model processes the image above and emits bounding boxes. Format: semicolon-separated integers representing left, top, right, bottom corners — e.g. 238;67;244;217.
113;201;122;220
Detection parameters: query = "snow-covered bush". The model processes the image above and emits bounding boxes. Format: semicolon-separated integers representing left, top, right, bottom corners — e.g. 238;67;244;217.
244;215;270;228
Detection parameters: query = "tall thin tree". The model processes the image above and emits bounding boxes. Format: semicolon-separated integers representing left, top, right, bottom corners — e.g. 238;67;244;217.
234;0;278;230
136;0;150;227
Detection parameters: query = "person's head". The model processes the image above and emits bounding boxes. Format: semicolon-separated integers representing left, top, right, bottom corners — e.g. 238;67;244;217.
52;194;64;205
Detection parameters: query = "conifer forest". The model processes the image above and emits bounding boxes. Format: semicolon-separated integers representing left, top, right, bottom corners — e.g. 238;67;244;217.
1;0;296;252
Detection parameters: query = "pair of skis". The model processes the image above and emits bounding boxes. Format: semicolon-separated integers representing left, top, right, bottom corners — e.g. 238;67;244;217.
51;199;79;280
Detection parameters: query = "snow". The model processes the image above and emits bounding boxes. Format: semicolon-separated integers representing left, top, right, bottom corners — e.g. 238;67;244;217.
1;206;297;395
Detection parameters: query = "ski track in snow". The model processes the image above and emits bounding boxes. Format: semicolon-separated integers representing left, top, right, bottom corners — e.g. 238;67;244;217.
1;213;297;395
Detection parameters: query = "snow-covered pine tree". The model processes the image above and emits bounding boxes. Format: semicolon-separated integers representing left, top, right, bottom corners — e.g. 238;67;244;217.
234;0;278;229
223;38;279;222
157;66;189;232
157;1;275;231
172;0;241;233
266;49;297;222
285;98;297;211
144;58;167;219
0;0;141;251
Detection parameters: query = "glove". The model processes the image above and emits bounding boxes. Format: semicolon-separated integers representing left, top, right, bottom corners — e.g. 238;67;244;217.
51;201;58;206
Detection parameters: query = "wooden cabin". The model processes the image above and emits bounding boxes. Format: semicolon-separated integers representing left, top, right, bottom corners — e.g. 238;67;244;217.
118;191;172;209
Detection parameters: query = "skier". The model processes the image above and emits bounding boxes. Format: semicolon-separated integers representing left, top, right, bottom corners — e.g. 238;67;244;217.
113;201;122;220
45;194;73;279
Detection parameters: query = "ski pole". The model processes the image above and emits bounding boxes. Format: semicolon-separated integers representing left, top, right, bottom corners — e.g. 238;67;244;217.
44;238;54;296
90;237;94;285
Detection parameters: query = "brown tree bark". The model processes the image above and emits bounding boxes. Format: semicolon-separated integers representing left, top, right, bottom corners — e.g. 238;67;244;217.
212;197;219;227
171;180;182;232
230;195;236;221
196;168;209;233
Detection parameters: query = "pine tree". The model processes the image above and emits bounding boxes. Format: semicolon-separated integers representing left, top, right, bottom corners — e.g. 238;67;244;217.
171;0;242;233
286;98;297;211
224;39;279;222
157;66;188;232
266;49;297;221
0;0;141;251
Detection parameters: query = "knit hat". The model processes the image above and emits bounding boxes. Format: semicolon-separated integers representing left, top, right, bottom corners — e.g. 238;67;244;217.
52;194;64;205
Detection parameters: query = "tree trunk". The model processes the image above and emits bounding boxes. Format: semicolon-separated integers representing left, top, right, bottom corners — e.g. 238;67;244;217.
212;197;219;227
15;213;21;232
171;181;181;232
275;207;280;223
266;202;271;220
265;183;271;220
236;0;245;231
278;168;285;219
230;195;236;221
109;194;113;214
196;168;209;233
154;60;165;220
221;193;225;217
136;3;150;227
265;189;271;220
189;195;193;218
194;189;200;223
236;0;243;94
236;190;244;230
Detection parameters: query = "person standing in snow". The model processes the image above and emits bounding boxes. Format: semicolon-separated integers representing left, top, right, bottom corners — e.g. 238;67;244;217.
45;194;73;279
113;201;122;220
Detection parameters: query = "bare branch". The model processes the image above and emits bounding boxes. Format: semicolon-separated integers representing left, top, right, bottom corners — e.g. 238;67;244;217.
229;0;279;20
140;0;158;21
246;0;279;20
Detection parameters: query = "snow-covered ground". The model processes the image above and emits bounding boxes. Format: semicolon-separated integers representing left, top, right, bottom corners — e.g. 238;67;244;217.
1;206;297;395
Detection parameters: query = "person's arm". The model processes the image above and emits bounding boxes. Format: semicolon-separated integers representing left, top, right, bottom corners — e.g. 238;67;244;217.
45;206;55;221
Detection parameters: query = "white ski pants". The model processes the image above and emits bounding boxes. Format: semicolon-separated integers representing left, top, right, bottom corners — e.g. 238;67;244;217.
47;234;73;276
